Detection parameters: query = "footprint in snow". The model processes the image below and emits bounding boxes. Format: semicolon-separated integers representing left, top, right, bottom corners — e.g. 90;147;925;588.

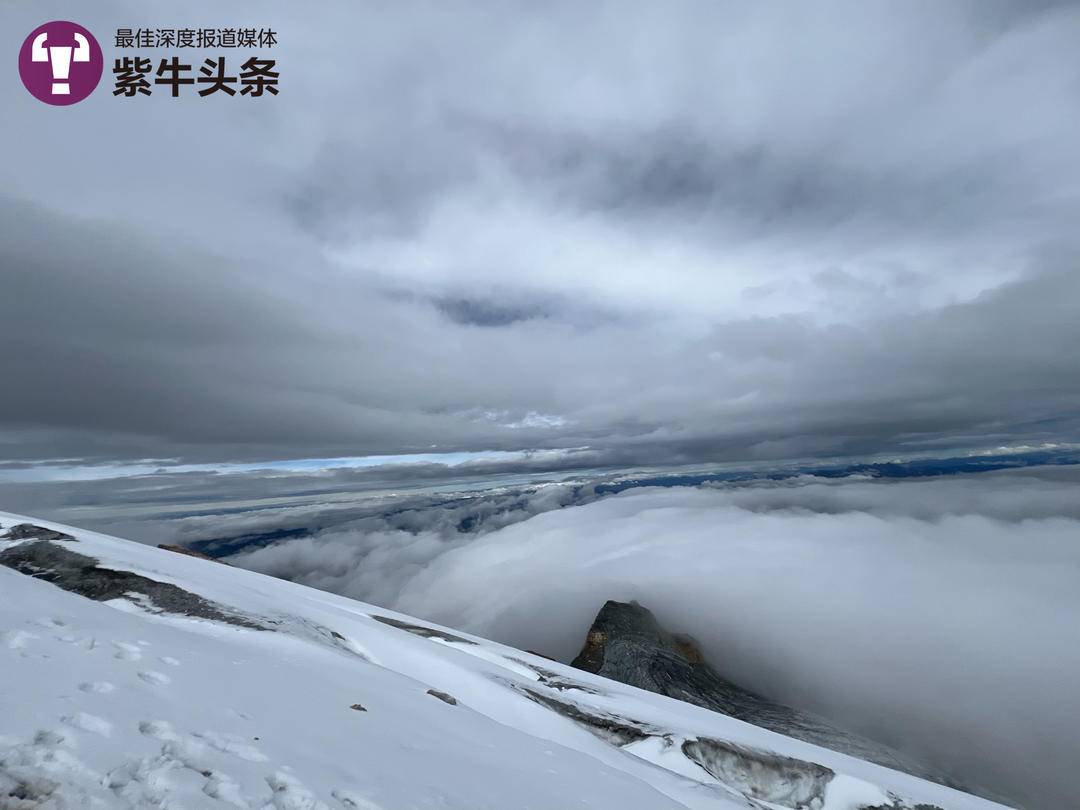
2;629;37;650
137;670;171;686
265;772;326;807
332;788;386;809
203;772;248;806
113;641;143;661
78;681;116;694
61;711;112;737
138;719;180;741
34;617;68;629
33;729;72;747
159;656;181;666
194;730;268;762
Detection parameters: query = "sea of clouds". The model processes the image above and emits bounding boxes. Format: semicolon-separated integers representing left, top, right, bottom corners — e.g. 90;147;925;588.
230;466;1080;807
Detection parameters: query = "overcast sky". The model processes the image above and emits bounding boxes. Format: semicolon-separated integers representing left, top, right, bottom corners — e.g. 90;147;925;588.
2;0;1079;469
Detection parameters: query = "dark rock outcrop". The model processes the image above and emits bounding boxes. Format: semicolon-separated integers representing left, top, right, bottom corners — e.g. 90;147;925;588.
682;737;835;809
2;523;74;543
511;683;655;746
372;614;477;645
0;540;264;630
571;600;959;790
157;544;231;564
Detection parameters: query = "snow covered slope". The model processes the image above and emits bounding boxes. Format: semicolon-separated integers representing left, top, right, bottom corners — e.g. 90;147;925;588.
0;511;1010;810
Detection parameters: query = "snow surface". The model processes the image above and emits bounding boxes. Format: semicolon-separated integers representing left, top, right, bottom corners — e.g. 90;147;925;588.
0;511;1010;810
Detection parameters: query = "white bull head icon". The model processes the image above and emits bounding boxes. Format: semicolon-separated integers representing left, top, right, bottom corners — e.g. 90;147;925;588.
31;30;90;95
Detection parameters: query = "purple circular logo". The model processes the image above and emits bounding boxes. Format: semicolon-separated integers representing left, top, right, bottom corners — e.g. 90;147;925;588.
18;21;103;106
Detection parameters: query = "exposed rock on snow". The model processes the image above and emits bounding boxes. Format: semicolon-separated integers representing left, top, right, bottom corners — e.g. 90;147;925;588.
511;683;657;747
682;736;835;809
425;689;459;706
0;539;264;630
2;523;74;543
157;543;231;564
371;613;477;644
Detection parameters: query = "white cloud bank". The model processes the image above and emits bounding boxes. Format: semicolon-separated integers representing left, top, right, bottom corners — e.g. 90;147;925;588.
234;467;1080;807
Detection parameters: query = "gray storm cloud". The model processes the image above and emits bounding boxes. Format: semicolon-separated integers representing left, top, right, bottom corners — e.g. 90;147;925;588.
230;467;1080;808
2;0;1080;465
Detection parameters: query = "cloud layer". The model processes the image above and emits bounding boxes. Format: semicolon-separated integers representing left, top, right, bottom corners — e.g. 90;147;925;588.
2;1;1080;464
231;467;1080;807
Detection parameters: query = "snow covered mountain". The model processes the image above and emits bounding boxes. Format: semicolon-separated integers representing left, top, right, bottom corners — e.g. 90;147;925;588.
0;511;1011;810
